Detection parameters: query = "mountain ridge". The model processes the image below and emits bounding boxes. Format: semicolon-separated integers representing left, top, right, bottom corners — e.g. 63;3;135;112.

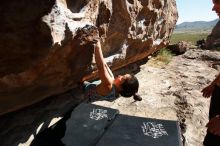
174;19;219;33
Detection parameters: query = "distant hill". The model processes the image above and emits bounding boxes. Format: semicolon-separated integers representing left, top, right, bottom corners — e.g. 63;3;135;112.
174;19;219;33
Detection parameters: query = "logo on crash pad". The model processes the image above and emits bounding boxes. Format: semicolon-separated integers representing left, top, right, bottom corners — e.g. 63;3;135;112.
90;108;108;120
141;122;168;138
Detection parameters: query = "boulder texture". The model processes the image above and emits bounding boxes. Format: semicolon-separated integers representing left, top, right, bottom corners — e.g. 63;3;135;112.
0;0;178;115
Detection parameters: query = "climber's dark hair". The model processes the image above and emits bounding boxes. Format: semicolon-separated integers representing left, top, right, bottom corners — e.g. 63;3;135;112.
119;74;142;101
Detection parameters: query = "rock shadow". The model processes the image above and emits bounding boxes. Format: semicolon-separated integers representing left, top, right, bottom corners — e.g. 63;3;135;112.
0;0;55;77
0;87;83;146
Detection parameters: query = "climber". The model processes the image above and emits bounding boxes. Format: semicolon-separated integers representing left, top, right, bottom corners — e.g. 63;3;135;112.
201;0;220;145
82;38;142;102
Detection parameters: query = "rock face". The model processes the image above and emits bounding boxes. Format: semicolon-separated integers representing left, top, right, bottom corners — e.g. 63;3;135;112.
167;41;192;55
0;0;178;115
206;20;220;49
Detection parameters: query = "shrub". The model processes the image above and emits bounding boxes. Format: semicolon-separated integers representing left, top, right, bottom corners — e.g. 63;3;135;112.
149;48;174;67
155;48;173;64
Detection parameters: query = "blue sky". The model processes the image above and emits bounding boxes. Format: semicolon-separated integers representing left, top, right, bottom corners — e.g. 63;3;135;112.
176;0;218;24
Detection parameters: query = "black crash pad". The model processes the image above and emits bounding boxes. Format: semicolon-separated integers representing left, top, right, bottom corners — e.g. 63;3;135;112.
31;103;182;146
96;114;182;146
61;103;119;146
31;103;119;146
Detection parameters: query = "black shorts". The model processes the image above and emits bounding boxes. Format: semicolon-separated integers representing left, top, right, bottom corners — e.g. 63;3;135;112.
203;85;220;146
203;132;220;146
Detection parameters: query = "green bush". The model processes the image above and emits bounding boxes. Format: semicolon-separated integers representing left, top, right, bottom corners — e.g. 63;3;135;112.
149;48;174;67
155;48;173;64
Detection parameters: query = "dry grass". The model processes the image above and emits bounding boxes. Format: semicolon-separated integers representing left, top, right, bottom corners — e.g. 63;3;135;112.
148;48;174;67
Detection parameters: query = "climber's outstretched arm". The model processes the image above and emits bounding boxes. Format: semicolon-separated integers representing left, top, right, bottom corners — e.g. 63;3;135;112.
94;41;114;85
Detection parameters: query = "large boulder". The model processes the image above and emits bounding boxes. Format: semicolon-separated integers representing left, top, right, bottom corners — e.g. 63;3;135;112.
0;0;178;115
206;20;220;49
167;41;191;55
